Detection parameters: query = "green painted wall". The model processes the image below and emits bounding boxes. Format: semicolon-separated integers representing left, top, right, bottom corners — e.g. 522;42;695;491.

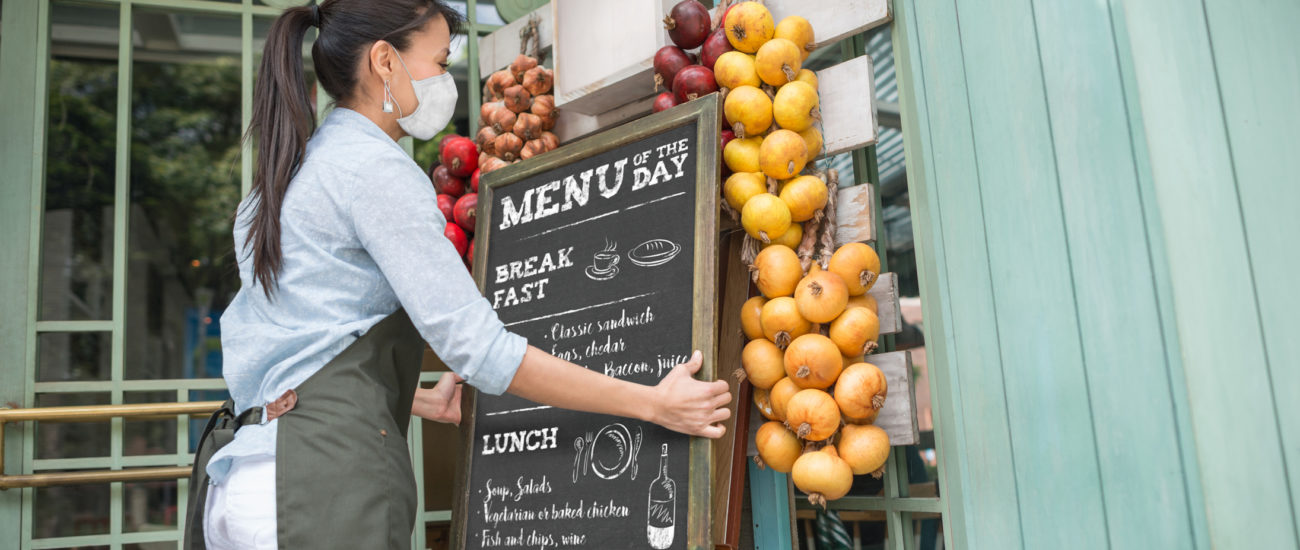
896;0;1299;547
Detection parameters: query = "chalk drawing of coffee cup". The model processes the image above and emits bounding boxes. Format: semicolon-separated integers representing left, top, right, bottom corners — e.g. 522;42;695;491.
585;241;620;281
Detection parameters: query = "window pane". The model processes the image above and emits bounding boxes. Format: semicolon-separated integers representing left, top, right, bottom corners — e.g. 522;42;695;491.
123;480;179;533
124;391;178;456
41;2;120;321
796;510;887;549
912;514;944;550
34;392;111;459
34;481;110;538
37;331;111;382
125;9;242;380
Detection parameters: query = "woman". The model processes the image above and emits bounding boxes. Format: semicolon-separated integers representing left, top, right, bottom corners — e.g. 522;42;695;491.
182;1;731;549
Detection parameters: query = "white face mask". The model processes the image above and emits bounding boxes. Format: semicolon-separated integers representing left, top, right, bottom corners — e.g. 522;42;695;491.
385;47;457;140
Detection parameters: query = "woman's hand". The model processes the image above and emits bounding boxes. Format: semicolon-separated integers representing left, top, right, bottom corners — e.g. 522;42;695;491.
412;373;463;424
648;351;732;439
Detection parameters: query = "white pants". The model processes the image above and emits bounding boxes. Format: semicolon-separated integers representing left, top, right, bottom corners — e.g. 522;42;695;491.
204;454;279;549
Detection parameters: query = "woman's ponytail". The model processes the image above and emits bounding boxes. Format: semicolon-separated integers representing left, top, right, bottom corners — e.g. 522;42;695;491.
243;5;317;298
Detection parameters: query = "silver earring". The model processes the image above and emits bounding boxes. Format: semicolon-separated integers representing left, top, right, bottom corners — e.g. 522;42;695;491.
382;80;394;113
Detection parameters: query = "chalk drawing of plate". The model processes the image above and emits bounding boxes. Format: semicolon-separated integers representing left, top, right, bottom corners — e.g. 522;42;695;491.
628;239;681;268
589;423;634;480
585;265;619;281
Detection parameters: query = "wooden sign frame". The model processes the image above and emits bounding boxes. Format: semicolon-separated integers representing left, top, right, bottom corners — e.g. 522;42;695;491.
452;95;722;550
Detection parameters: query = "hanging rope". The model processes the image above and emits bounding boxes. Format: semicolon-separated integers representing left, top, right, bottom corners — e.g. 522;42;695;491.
518;13;544;63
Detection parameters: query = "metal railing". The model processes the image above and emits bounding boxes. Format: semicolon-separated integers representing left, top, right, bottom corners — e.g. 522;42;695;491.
0;401;223;489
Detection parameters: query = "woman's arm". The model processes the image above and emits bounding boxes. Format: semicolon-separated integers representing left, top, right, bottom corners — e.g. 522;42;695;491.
413;348;732;438
506;346;732;439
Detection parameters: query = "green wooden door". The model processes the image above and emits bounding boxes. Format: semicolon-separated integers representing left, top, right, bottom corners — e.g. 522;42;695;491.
892;0;1299;547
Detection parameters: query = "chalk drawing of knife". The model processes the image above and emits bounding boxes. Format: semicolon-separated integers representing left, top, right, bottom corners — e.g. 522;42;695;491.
630;427;643;480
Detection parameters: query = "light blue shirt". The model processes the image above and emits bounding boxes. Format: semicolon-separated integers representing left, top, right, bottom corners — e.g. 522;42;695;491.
208;108;526;484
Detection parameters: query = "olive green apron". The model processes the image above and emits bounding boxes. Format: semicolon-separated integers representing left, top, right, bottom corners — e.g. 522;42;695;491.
184;309;425;549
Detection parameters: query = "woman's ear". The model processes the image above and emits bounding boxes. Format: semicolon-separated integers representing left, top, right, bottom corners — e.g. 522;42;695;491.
368;40;397;80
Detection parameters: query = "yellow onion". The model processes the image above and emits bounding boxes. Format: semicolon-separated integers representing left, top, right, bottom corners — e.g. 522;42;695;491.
760;296;810;349
846;293;877;314
755;38;802;86
763;222;804;250
724;85;773;138
754;387;779;421
785;388;840;441
794;68;818;89
828;242;881;295
784;333;843;389
792;445;854;508
753;245;802;298
742;338;786;389
741;193;792;244
724;1;774;53
740;295;768;340
724;171;768;212
829;306;880;356
770;376;800;421
838;424;890;477
795;267;849;324
779;174;828;223
798;126;823;164
774;15;815;61
834;362;888;424
723;136;763;173
755;421;802;473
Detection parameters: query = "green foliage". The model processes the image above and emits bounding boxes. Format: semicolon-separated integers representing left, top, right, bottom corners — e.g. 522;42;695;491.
46;56;243;314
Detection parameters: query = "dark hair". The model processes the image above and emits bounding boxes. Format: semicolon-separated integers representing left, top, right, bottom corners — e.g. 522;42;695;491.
243;0;465;297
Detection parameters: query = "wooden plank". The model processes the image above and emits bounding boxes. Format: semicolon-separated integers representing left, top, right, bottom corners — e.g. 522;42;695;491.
955;0;1110;547
903;1;1023;546
1109;4;1209;545
868;350;918;447
1125;0;1300;546
818;55;880;157
476;4;553;77
765;0;891;49
748;463;795;550
868;272;901;336
1201;0;1300;526
834;183;876;245
889;4;968;549
551;0;672;115
711;232;750;548
554;93;658;143
1029;1;1198;546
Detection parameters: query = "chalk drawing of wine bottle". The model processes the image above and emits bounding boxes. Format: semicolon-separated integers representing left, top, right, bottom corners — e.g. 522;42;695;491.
646;443;676;549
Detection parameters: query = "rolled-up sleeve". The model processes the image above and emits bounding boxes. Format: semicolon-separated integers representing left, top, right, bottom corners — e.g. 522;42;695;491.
349;165;525;395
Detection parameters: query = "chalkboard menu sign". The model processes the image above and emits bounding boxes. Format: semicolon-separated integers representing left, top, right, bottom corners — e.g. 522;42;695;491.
453;96;721;550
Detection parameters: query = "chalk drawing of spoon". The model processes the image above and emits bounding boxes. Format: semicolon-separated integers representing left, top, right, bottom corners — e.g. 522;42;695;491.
572;437;585;484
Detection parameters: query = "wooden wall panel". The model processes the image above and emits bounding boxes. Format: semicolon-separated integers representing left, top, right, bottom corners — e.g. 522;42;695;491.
903;1;1024;547
890;5;968;549
953;1;1109;546
1123;0;1300;546
1028;1;1197;547
1200;0;1300;521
